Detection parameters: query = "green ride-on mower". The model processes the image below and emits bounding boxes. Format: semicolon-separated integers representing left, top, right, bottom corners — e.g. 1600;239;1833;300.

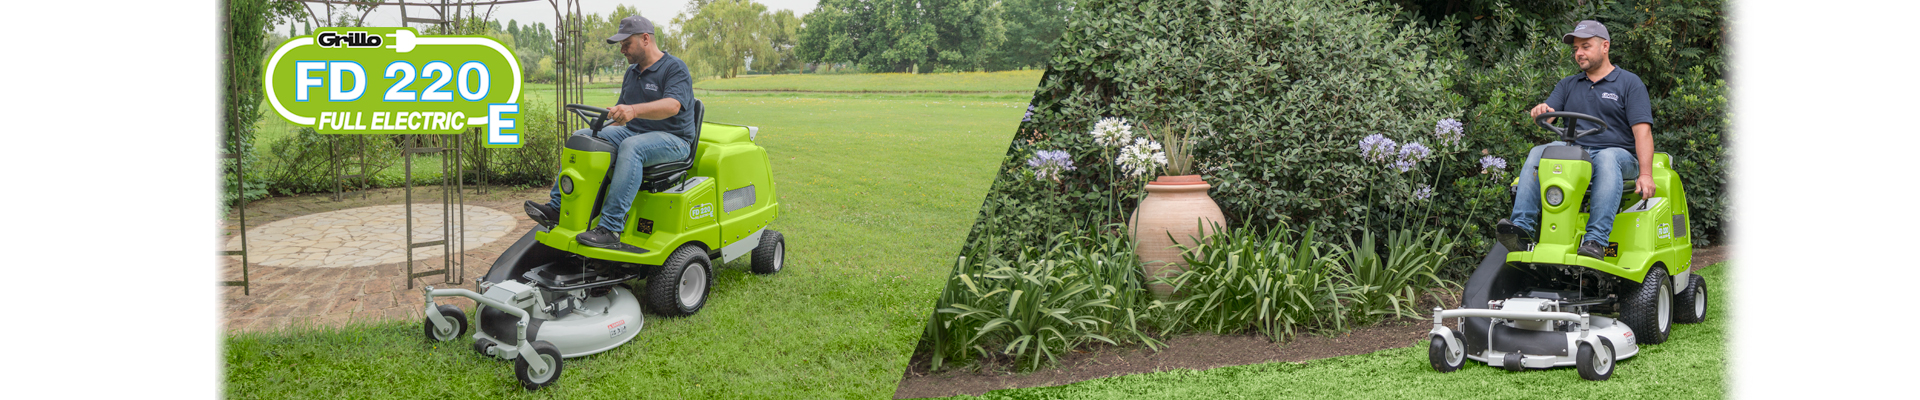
1426;111;1708;381
419;100;787;390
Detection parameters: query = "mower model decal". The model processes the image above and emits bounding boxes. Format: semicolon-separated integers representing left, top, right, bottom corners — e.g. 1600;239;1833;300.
691;203;714;220
262;27;526;147
1657;223;1672;239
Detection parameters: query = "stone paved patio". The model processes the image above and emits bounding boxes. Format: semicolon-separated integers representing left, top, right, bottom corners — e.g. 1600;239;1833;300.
219;185;546;333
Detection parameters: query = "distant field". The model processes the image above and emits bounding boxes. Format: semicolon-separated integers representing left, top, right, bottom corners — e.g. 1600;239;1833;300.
690;70;1044;93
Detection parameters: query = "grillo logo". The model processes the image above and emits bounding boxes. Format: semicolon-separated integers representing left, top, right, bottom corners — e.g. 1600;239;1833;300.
316;31;384;48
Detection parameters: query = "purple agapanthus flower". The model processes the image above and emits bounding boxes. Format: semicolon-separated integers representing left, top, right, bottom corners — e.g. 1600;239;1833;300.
1413;184;1434;201
1479;155;1508;174
1434;118;1464;145
1027;149;1077;182
1394;142;1431;172
1359;134;1398;163
1023;104;1035;122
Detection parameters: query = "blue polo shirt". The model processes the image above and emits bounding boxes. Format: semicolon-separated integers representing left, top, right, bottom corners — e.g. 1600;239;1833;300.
1542;67;1654;151
617;52;697;143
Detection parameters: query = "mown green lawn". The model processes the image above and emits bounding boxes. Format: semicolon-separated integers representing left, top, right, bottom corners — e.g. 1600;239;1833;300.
225;76;1033;398
928;263;1731;399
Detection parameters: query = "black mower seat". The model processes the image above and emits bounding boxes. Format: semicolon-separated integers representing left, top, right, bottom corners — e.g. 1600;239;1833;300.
640;99;704;193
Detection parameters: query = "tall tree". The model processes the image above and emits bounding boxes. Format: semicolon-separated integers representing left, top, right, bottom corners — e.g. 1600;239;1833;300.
995;0;1071;70
760;9;804;74
675;0;774;79
794;0;1008;73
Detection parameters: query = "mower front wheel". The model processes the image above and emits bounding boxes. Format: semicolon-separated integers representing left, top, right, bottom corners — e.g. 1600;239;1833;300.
1674;273;1709;324
647;245;713;317
1621;267;1674;344
513;340;564;390
1428;332;1465;372
751;230;785;275
1577;338;1616;381
423;305;468;342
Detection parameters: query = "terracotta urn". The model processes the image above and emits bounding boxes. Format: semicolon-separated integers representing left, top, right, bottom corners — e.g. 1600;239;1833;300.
1128;175;1227;298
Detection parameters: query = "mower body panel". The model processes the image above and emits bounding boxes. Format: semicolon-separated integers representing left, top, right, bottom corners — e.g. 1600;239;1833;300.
535;122;779;267
1506;152;1692;283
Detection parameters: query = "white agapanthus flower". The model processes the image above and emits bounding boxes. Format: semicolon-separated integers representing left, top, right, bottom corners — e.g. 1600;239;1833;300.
1115;137;1167;178
1090;117;1135;147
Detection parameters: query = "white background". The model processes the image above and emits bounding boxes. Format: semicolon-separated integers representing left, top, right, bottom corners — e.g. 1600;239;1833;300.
0;0;1909;398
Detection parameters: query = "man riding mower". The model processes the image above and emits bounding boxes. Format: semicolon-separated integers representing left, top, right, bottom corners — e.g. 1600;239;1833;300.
418;103;785;390
1425;20;1709;381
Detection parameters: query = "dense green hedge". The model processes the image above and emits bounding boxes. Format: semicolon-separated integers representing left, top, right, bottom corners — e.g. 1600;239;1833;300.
963;0;1730;276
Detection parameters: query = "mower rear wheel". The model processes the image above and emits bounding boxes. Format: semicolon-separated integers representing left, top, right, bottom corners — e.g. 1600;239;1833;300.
1674;274;1709;324
513;340;564;390
1577;339;1615;381
1620;267;1673;344
647;245;713;317
1428;332;1464;372
423;305;467;342
750;230;785;275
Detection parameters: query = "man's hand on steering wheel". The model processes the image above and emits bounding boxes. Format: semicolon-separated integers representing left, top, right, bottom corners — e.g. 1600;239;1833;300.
1529;103;1556;124
607;104;638;125
1635;174;1656;198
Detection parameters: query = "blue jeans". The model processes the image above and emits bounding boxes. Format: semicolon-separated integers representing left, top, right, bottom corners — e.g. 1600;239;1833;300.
547;125;691;232
1509;142;1639;244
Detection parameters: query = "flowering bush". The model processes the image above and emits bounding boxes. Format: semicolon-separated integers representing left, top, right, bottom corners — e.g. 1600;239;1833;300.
1114;138;1166;178
1394;142;1431;173
1027;150;1077;182
1479;155;1508;175
1434;118;1465;146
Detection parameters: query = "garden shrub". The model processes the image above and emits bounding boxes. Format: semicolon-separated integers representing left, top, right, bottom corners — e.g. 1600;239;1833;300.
968;0;1468;258
1162;222;1351;343
922;220;1466;371
927;227;1159;371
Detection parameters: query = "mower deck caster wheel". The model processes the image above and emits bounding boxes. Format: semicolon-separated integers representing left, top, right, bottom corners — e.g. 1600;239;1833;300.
1674;274;1708;324
514;341;564;390
423;305;467;342
647;245;713;317
1502;352;1525;372
750;230;785;275
472;338;497;357
1577;339;1616;381
1428;332;1464;372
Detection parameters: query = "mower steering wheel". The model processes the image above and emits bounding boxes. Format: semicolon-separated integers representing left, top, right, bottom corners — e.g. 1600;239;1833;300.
565;104;610;132
1533;111;1609;142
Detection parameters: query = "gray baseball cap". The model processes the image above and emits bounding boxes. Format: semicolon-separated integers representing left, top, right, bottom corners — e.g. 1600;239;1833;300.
606;15;655;44
1562;20;1610;44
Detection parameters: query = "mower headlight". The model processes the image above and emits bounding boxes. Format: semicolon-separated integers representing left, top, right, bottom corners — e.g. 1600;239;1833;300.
1545;186;1564;207
560;175;574;195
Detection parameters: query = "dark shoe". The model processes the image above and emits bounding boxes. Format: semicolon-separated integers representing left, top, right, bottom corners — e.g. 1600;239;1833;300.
1495;219;1535;251
1578;240;1609;259
576;227;623;248
524;201;557;229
